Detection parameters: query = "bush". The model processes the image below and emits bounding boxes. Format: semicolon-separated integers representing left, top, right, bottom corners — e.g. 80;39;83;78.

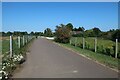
105;47;114;57
55;24;72;43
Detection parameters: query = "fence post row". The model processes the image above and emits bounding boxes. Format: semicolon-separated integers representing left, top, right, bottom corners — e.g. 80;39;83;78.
9;35;34;58
94;38;97;53
70;37;119;58
10;36;12;58
115;39;118;58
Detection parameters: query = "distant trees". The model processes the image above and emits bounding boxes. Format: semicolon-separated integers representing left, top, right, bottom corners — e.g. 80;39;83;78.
30;31;34;36
13;31;28;36
83;27;101;37
1;23;119;42
1;31;44;36
44;28;53;37
92;27;101;37
111;29;120;42
6;31;13;36
73;27;85;32
72;27;85;37
66;23;73;30
54;24;72;43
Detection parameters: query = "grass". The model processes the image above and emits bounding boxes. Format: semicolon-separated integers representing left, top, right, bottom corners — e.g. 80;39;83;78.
71;37;116;49
2;40;10;54
2;36;27;54
71;37;120;58
1;36;35;60
59;43;119;71
1;36;35;77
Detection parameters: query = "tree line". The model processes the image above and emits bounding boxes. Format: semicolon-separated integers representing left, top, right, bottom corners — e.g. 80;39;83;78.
1;23;120;43
54;23;120;43
0;31;44;36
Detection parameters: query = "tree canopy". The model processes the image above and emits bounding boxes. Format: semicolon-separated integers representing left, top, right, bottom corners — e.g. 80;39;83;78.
55;24;72;43
44;28;53;37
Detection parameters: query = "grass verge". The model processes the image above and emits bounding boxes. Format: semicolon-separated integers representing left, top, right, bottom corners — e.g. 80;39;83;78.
58;43;119;72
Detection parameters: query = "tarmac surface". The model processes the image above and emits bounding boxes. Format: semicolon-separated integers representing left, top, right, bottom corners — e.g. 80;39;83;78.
13;38;118;78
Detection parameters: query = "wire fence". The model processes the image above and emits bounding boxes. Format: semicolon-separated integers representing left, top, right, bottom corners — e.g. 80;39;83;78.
70;37;120;59
1;35;35;79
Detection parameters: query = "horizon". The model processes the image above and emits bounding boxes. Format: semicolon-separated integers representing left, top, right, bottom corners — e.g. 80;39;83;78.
2;2;118;32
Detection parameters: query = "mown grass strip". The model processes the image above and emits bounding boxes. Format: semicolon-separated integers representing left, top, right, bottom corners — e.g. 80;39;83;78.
59;43;119;71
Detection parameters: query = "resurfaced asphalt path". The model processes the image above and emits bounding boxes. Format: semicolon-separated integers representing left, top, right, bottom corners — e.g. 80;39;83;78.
13;38;118;78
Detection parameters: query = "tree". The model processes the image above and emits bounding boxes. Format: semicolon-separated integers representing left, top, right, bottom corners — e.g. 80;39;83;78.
84;29;94;37
111;29;120;42
73;27;85;32
13;31;28;36
73;28;77;31
6;31;13;36
44;28;53;37
93;27;101;37
66;23;73;30
30;31;34;35
55;24;72;43
1;32;6;36
78;27;83;31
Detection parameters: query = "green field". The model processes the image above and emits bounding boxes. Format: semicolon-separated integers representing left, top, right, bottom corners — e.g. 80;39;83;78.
2;37;24;56
1;36;34;77
70;37;120;58
1;36;32;55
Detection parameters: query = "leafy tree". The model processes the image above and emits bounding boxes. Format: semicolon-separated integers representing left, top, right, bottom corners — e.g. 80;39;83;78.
30;31;34;36
84;29;94;37
44;28;53;37
13;31;28;36
93;27;101;37
112;29;120;42
1;32;6;36
66;23;73;30
6;31;13;36
55;24;72;43
78;27;85;31
73;27;85;32
84;27;101;37
73;28;77;31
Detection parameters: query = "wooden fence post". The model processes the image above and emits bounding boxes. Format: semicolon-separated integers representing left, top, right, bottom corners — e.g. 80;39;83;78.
18;36;20;48
95;38;97;52
115;39;118;58
10;36;12;58
23;36;25;46
83;37;85;49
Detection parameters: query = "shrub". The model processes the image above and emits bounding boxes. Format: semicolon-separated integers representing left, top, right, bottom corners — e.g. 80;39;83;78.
55;24;72;43
105;47;110;55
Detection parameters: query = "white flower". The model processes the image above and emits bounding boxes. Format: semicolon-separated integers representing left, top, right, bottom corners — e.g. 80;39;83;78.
0;71;8;79
13;54;24;62
0;70;8;76
2;66;6;70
